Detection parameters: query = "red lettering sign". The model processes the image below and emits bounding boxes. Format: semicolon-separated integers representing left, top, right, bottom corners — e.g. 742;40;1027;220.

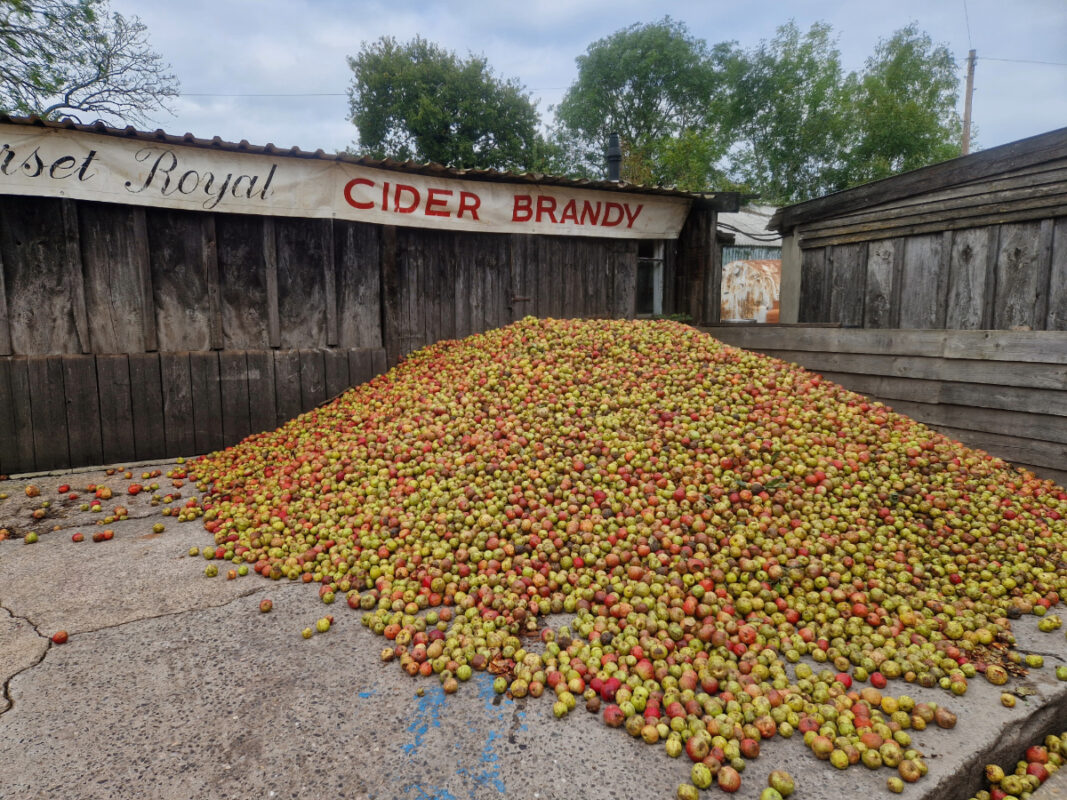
343;177;374;209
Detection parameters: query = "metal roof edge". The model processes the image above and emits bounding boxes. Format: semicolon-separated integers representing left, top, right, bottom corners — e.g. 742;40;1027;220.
0;114;732;202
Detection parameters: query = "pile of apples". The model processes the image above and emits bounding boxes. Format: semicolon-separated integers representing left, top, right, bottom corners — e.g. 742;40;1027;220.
970;735;1064;799
188;318;1067;796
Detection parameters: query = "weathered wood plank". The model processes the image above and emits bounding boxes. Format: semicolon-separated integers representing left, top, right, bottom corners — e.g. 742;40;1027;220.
994;221;1053;330
827;243;867;327
273;350;302;426
324;221;338;346
1050;218;1067;331
483;233;511;330
79;203;154;354
371;347;387;379
324;349;349;400
128;353;164;461
945;227;994;329
435;230;456;337
299;349;326;411
0;358;30;474
132;207;158;351
705;326;1067;364
455;243;473;338
931;425;1067;477
798;248;827;323
189;351;224;455
703;234;719;326
817;371;942;404
885;399;1067;445
897;234;945;328
381;225;401;366
245;350;277;435
7;357;34;472
506;235;528;324
776;131;1067;230
863;239;897;328
798;203;1067;250
799;170;1067;234
96;354;135;465
335;221;382;348
739;348;1067;392
63;200;91;354
62;355;103;468
160;352;195;458
815;369;1066;416
264;218;281;348
146;209;211;352
348;348;375;387
544;238;565;319
217;216;269;349
26;357;69;469
276;217;328;348
613;240;637;319
203;215;224;350
0;359;16;474
218;351;252;445
26;357;68;469
0;240;10;355
0;196;83;355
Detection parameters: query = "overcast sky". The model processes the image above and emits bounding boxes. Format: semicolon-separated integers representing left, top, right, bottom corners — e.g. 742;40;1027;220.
118;0;1065;162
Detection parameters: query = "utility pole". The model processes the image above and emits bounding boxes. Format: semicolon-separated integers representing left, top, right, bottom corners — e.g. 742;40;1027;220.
962;49;976;155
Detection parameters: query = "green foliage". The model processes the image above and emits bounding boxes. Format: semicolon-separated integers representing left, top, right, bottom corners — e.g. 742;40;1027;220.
347;35;541;171
345;19;964;201
553;17;736;190
0;0;178;124
726;22;856;204
846;23;963;184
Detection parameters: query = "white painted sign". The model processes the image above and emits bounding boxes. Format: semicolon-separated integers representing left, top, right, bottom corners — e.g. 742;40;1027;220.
0;124;691;239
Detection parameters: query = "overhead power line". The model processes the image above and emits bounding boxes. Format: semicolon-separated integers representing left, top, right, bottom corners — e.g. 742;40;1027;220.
980;57;1067;67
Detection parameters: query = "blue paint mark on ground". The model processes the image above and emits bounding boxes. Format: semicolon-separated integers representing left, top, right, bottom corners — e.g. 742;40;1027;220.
401;783;459;800
455;727;507;794
357;689;375;699
403;685;446;755
475;671;511;719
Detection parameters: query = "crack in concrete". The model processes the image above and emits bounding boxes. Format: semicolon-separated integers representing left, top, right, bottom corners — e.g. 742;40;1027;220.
0;601;49;718
0;588;262;718
69;587;264;638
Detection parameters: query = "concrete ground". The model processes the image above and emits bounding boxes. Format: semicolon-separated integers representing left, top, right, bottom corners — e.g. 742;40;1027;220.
3;463;1067;800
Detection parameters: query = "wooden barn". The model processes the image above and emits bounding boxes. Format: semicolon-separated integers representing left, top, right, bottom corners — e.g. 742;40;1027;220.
0;115;737;474
710;127;1067;484
771;126;1067;330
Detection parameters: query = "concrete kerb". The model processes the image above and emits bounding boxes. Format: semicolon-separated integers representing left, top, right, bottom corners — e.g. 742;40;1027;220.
2;462;1067;800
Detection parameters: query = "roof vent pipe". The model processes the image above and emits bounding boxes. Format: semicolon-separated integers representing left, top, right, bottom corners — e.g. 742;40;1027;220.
606;132;621;182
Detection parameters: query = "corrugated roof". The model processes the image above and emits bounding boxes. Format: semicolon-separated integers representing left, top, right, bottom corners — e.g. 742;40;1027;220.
717;204;782;247
0;114;726;203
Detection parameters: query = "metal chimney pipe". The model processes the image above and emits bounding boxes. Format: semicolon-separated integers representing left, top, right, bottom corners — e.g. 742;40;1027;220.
606;132;621;182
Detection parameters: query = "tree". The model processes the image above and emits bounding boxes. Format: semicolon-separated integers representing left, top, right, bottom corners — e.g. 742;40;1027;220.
845;23;962;184
0;0;178;125
725;21;856;205
347;35;542;171
553;17;736;190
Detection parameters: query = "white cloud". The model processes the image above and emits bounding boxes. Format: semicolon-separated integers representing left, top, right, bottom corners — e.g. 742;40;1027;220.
115;0;1066;155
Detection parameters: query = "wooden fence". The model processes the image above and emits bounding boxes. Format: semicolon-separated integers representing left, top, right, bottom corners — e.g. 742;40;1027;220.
771;127;1067;331
0;347;385;476
703;325;1067;486
0;192;727;473
795;219;1066;330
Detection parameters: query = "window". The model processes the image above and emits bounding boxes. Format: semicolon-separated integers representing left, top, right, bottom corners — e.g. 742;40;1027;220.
635;240;664;316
